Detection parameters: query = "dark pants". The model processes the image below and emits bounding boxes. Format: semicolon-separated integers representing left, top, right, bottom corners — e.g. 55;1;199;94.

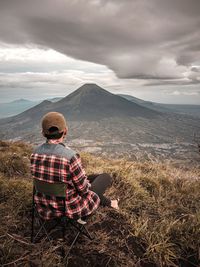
87;173;112;207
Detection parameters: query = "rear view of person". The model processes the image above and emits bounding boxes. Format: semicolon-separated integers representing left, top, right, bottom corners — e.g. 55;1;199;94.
30;112;118;221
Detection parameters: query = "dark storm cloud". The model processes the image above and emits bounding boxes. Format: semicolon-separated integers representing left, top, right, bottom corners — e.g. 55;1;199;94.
0;0;200;84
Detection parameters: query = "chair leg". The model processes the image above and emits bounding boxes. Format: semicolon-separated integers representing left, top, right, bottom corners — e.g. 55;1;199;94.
82;225;94;240
31;218;34;242
34;218;52;243
62;220;66;241
65;226;83;259
31;199;35;243
69;221;94;240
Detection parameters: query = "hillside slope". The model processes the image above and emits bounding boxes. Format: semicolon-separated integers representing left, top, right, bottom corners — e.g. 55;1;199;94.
0;141;199;267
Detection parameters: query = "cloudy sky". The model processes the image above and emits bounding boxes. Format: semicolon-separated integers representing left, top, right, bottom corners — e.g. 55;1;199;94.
0;0;200;104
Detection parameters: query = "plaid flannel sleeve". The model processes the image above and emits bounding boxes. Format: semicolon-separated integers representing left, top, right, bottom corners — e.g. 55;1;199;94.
69;154;91;195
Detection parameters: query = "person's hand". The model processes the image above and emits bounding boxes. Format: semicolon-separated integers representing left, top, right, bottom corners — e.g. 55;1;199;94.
111;199;119;210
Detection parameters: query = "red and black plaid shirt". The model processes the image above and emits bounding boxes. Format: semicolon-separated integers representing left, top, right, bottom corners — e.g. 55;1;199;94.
30;143;100;220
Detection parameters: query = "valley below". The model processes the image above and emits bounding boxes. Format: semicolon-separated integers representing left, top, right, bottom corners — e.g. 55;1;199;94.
68;139;199;165
3;118;200;166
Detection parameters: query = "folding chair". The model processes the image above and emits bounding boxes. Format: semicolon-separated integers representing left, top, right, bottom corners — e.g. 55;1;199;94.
31;179;94;257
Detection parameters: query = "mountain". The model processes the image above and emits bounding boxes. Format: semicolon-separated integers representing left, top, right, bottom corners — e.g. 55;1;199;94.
52;83;159;120
0;99;40;118
0;84;199;146
0;83;159;124
119;94;200;117
0;83;159;139
0;97;62;119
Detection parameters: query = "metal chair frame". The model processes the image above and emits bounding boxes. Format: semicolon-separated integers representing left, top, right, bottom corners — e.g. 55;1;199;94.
31;179;94;258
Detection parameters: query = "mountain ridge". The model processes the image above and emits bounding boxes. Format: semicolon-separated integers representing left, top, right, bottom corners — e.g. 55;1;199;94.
1;87;199;119
119;94;200;117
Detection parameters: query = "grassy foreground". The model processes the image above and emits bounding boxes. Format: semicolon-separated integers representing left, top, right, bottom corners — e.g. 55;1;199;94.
0;140;199;267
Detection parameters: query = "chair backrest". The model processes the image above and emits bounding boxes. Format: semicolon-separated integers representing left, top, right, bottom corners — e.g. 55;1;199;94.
33;179;67;198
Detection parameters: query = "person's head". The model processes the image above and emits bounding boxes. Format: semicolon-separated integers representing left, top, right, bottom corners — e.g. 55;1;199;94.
41;112;68;140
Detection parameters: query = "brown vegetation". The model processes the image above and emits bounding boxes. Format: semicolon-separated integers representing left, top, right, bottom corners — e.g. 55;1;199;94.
0;141;199;266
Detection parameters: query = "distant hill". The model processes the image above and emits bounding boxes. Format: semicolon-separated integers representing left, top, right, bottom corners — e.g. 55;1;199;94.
0;99;40;118
161;104;200;117
0;84;199;144
0;97;62;118
119;94;200;117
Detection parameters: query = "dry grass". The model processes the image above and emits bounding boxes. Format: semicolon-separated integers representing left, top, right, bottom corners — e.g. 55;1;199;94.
0;140;31;177
0;141;199;266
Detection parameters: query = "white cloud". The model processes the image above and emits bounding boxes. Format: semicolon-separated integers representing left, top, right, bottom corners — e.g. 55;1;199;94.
0;45;67;63
171;90;199;96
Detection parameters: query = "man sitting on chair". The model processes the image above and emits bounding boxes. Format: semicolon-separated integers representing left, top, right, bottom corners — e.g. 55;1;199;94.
30;112;119;221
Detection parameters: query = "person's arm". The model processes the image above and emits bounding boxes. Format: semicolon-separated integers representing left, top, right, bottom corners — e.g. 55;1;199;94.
69;154;91;195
